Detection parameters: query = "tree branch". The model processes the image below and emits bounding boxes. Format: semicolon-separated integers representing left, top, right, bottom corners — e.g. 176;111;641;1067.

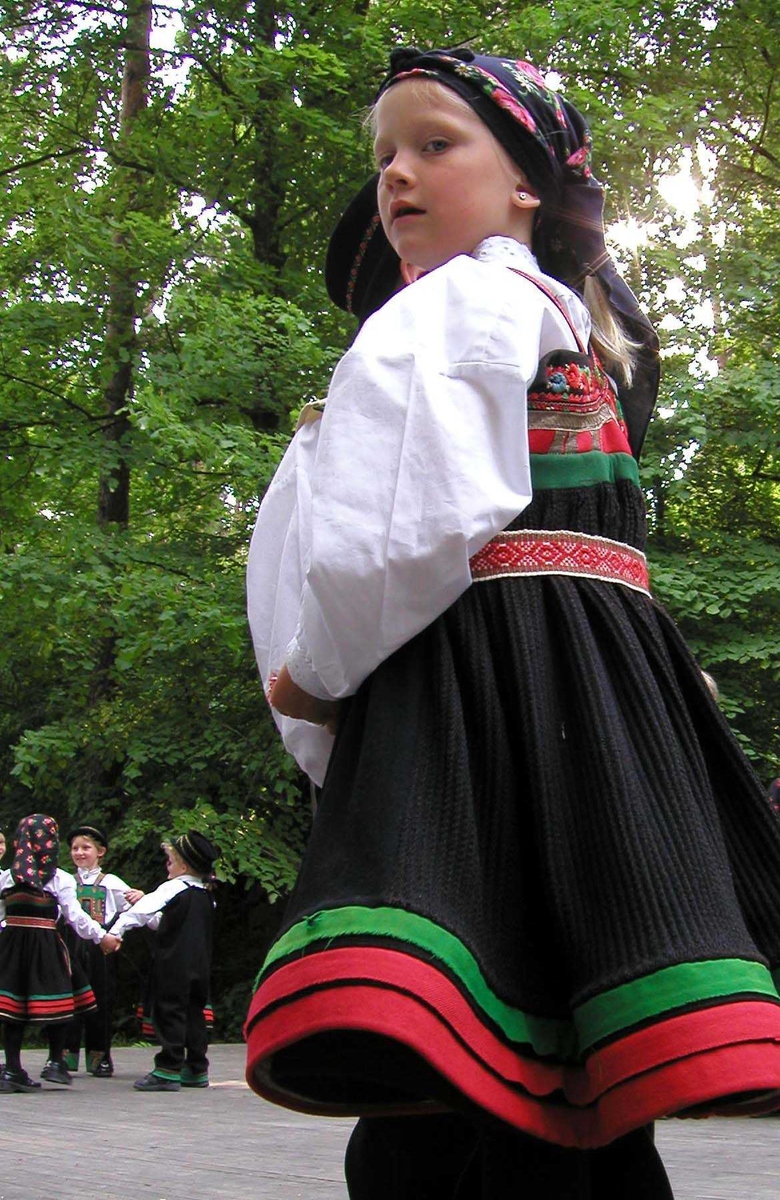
0;369;103;422
0;146;84;179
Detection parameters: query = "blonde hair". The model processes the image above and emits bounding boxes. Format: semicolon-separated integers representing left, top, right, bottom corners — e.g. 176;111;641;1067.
583;275;640;387
161;841;188;873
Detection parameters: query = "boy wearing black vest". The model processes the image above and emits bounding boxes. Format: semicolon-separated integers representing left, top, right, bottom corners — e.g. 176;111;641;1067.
111;831;218;1091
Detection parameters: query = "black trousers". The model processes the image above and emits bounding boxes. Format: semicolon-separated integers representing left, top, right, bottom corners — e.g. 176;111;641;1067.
345;1115;674;1199
153;986;208;1077
65;942;116;1059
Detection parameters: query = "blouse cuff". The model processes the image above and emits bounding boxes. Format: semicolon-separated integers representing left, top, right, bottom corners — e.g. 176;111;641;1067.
285;635;334;702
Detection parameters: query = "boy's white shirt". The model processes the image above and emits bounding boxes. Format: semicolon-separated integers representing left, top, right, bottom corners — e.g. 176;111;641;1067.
111;875;206;938
0;866;106;943
246;237;591;785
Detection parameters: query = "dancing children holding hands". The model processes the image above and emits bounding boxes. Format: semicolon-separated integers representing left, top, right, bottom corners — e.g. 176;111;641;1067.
0;814;120;1093
63;822;143;1077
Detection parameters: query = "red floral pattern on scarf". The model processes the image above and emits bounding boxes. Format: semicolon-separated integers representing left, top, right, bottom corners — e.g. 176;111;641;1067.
11;813;59;892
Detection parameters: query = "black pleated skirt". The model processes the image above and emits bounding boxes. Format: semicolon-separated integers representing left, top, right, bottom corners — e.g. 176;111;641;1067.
246;479;780;1147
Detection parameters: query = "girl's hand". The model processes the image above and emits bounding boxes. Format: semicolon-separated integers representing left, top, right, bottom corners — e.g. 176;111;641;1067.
125;889;144;904
101;933;121;954
270;665;341;735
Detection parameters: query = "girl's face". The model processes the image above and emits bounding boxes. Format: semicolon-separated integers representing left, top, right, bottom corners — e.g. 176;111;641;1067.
70;835;105;872
374;80;538;272
0;833;5;860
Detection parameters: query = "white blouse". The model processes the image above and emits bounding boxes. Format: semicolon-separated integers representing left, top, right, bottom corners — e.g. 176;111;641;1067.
0;867;107;944
247;237;590;785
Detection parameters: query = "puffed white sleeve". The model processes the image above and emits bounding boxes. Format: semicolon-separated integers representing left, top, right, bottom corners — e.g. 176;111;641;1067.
111;879;182;938
285;256;544;702
105;873;132;914
246;411;335;785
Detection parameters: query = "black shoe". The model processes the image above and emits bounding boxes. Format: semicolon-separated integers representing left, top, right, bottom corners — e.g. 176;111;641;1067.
133;1072;181;1092
40;1060;73;1086
0;1067;42;1093
87;1051;114;1078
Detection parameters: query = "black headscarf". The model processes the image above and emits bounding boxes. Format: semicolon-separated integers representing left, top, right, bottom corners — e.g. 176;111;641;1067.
378;49;595;277
325;174;400;325
12;813;59;892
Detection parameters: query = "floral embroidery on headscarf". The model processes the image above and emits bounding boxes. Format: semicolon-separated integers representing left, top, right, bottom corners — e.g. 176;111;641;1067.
11;813;59;891
489;85;538;136
381;50;593;181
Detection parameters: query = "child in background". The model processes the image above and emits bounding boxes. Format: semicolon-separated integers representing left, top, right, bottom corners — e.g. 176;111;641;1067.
0;814;120;1092
63;822;143;1077
111;831;219;1092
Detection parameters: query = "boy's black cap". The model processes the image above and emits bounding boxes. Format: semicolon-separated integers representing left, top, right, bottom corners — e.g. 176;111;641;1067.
67;823;109;850
173;831;220;876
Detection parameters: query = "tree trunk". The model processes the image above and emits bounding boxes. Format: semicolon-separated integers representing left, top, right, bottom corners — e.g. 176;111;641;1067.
97;0;152;530
242;1;285;432
90;0;152;715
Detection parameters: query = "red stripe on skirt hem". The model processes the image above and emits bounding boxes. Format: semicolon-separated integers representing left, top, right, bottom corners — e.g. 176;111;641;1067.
245;954;780;1148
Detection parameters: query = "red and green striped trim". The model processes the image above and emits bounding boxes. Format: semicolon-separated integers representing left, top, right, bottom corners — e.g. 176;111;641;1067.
0;985;96;1022
246;956;780;1147
256;906;780;1060
72;985;97;1013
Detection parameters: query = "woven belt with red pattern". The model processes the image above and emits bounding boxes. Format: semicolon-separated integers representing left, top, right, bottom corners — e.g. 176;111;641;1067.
469;529;650;596
5;915;57;929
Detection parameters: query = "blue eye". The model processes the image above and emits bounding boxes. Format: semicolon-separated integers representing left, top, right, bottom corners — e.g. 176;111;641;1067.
424;138;449;153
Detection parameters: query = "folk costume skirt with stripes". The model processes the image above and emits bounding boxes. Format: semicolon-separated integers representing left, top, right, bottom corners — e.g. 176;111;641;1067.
245;351;780;1149
0;888;97;1024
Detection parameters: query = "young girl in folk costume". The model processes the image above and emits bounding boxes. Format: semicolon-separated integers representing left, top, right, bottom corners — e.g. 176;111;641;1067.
245;48;780;1196
111;831;218;1092
0;814;120;1092
63;822;144;1077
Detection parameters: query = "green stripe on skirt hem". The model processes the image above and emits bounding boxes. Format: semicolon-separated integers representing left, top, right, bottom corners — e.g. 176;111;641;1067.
257;905;780;1060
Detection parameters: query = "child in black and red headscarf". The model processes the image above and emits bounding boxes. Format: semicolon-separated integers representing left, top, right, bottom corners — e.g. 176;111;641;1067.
244;47;780;1198
0;814;120;1092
